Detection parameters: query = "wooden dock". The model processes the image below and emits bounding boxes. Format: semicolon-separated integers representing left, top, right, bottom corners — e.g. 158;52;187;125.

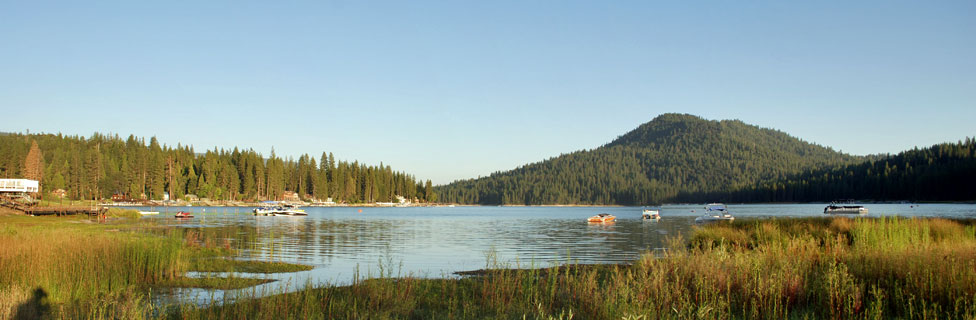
0;194;106;216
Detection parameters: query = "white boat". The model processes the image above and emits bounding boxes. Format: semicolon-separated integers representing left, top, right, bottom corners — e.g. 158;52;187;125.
642;209;660;220
273;204;307;216
253;201;278;215
138;211;159;215
695;203;734;223
253;202;307;216
824;202;868;215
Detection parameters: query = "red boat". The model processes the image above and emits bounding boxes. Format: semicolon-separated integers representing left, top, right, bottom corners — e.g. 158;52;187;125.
175;211;194;219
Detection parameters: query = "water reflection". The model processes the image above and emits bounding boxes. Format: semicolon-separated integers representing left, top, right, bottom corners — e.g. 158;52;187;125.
131;203;976;299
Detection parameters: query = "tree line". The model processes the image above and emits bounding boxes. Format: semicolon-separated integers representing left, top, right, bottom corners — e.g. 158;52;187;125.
0;132;436;203
701;138;976;203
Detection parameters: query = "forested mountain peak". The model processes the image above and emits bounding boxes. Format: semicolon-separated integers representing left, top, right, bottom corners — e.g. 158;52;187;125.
605;113;844;160
605;113;709;147
437;114;866;205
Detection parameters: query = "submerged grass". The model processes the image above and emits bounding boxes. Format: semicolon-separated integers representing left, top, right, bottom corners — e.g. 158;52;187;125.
174;217;976;319
190;258;314;274
156;276;276;290
105;207;144;220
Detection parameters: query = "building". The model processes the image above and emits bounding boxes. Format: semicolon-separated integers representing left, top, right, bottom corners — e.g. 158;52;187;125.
0;179;39;194
282;191;300;202
50;189;67;199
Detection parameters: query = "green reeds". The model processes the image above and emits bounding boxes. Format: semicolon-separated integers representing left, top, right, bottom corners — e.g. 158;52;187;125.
0;215;313;319
175;217;976;319
5;213;975;319
0;215;182;319
105;208;143;220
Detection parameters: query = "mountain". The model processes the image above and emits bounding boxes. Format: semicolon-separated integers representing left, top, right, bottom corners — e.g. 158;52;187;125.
436;113;865;205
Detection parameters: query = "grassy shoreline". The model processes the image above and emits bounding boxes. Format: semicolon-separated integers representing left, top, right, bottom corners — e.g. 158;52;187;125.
0;209;312;319
4;209;976;319
175;217;976;319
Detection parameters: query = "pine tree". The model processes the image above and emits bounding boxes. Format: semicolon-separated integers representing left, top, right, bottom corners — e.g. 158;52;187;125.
23;141;43;194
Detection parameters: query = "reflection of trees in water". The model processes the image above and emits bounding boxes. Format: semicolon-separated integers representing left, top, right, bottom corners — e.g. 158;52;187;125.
13;287;50;320
171;213;697;269
242;219;431;263
490;218;696;264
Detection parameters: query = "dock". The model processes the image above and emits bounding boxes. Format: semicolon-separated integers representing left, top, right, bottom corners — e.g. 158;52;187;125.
0;194;106;216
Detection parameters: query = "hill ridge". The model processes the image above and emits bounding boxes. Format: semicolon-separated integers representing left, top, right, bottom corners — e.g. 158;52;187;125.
436;114;969;205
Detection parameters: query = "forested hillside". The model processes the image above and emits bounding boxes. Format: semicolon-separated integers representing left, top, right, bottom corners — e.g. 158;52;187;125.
713;138;976;202
437;114;863;205
0;133;436;203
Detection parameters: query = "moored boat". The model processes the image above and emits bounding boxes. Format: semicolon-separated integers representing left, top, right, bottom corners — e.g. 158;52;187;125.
254;202;307;216
642;209;660;220
174;211;194;219
254;201;278;215
274;204;307;216
139;211;159;215
824;201;868;215
695;203;734;223
587;213;616;223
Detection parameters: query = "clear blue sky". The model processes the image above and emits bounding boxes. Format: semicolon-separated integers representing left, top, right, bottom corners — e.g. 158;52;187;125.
2;1;974;184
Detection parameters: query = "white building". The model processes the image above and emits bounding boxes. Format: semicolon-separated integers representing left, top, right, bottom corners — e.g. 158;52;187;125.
0;179;39;193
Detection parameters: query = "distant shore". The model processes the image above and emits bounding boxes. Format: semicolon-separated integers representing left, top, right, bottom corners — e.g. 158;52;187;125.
96;200;976;208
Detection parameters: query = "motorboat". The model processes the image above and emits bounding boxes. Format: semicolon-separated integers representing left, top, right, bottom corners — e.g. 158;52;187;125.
275;204;307;216
695;203;734;223
642;209;660;220
254;202;307;216
174;211;194;219
254;201;278;215
824;201;868;215
587;213;616;223
140;206;160;215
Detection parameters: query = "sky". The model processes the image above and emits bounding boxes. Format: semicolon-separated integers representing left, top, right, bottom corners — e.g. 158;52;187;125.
1;1;974;185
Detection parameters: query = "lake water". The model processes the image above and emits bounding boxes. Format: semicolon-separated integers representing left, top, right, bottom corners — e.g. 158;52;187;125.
129;203;976;299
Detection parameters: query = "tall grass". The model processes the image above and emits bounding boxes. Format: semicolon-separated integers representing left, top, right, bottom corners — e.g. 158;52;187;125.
4;212;975;319
174;217;976;319
0;215;183;318
0;215;310;319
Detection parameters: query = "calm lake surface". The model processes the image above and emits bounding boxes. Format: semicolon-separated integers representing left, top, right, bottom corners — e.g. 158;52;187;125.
130;203;976;299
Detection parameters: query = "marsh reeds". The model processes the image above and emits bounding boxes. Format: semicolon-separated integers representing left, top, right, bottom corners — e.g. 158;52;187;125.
0;212;310;319
175;217;976;319
0;213;182;318
4;211;976;319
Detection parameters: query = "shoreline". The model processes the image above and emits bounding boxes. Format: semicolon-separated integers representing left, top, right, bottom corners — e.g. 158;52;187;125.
99;200;976;208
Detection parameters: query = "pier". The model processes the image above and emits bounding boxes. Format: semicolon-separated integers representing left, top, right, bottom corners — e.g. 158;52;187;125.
0;193;105;216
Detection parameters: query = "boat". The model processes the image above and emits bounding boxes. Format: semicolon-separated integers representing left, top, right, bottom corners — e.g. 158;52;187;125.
642;209;660;220
140;205;160;215
253;201;277;215
253;202;307;216
824;201;868;215
695;203;734;223
174;211;194;219
587;213;616;223
275;204;307;216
